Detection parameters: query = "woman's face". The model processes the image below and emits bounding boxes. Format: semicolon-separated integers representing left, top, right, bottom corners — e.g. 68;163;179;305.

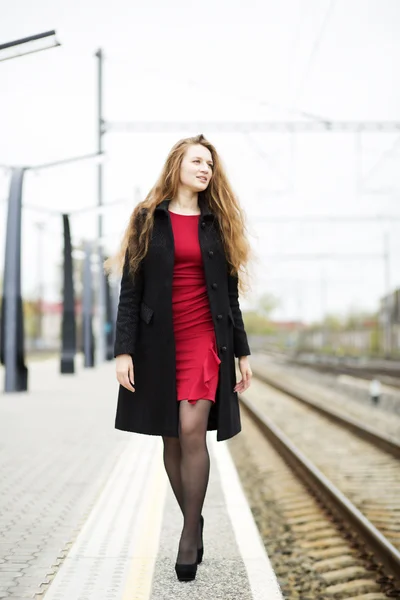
179;144;213;191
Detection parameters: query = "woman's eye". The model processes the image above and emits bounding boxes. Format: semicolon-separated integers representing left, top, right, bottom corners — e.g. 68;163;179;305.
193;159;213;168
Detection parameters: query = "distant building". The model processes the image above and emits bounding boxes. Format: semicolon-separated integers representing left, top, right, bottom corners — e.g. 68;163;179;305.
379;288;400;355
248;319;306;352
25;300;82;351
298;317;378;355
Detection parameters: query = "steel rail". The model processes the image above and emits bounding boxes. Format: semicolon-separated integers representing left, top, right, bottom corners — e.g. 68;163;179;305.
251;367;400;459
239;393;400;591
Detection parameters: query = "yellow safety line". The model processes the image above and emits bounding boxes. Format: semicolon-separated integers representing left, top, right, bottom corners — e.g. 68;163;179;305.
122;448;168;600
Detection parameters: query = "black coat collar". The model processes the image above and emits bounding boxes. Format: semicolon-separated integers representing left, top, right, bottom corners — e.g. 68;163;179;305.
154;196;214;219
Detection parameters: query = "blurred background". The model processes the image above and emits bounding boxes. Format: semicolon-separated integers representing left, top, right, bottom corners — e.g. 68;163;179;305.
1;0;399;361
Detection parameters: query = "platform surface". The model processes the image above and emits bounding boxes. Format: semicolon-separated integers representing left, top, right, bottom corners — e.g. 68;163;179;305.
0;357;282;599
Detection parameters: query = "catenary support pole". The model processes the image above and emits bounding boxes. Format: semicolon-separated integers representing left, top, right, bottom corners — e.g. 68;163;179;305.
82;241;95;367
1;167;28;392
95;47;107;363
105;273;114;360
60;214;76;373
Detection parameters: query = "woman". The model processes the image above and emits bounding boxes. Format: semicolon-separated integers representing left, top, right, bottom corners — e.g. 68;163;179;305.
111;134;252;582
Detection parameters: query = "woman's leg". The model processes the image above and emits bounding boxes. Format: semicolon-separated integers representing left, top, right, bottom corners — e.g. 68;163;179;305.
176;399;212;564
162;435;206;551
162;436;184;513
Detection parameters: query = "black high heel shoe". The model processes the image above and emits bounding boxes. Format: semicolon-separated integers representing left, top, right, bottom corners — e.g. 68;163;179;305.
175;560;198;581
197;515;204;564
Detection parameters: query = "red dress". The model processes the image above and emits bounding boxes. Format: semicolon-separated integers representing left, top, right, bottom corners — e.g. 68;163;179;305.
169;211;221;404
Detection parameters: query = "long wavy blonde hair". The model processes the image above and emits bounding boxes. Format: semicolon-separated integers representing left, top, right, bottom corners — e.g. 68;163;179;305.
105;134;252;294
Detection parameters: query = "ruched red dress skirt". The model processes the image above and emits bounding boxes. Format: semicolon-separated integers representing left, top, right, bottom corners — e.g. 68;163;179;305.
169;211;221;404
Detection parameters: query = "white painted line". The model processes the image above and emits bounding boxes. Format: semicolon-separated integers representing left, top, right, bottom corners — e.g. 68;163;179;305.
42;434;168;600
68;434;154;559
122;443;168;599
211;436;283;600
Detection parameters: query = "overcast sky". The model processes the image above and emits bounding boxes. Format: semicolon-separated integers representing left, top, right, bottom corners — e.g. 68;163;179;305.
1;0;400;323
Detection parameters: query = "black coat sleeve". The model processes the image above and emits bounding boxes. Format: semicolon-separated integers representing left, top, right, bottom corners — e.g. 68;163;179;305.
113;212;145;359
227;269;251;358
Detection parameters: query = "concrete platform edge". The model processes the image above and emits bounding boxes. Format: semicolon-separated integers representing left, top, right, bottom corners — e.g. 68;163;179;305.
211;436;283;599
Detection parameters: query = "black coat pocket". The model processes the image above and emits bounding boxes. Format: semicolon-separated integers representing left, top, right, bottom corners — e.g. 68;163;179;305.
139;301;154;324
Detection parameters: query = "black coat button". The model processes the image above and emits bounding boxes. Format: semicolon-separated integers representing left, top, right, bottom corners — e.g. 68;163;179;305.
217;314;222;320
221;345;227;352
212;283;218;290
201;221;206;229
208;250;214;257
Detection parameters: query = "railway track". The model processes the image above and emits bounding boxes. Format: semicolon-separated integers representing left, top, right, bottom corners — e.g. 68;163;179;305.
258;349;400;388
232;366;400;598
251;362;400;458
289;358;400;390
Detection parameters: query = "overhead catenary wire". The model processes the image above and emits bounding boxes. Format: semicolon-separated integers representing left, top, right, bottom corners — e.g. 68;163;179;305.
295;0;337;102
251;214;400;223
286;2;310;101
104;52;331;125
242;133;292;190
362;135;400;186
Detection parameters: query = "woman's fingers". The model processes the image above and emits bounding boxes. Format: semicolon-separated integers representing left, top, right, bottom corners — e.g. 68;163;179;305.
234;379;245;392
128;365;135;388
244;368;252;390
117;370;135;392
115;355;135;392
234;368;252;393
123;375;135;392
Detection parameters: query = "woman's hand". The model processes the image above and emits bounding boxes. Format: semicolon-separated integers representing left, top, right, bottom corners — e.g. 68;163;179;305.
116;354;135;392
234;356;252;394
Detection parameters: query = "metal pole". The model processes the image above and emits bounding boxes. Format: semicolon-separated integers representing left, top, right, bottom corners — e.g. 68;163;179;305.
111;278;119;347
82;241;94;367
105;272;114;360
60;214;76;373
35;221;45;347
383;232;391;356
95;47;106;363
320;269;327;350
1;167;28;391
384;231;390;302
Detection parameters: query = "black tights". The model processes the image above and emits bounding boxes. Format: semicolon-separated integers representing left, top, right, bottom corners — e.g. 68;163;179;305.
162;399;212;564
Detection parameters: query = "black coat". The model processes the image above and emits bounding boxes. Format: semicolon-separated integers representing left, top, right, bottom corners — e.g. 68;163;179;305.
113;197;251;441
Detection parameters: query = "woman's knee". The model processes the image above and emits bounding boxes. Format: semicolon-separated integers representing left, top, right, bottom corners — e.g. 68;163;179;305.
179;420;207;450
